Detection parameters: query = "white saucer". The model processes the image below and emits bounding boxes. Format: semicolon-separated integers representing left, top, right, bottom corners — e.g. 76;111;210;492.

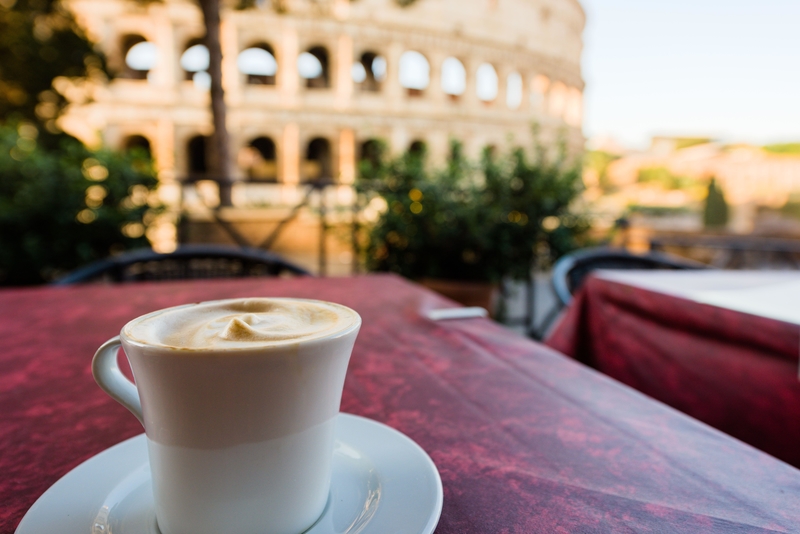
15;413;443;534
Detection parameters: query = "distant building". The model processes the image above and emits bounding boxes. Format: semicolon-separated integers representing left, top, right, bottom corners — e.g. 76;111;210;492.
61;0;586;266
587;137;800;235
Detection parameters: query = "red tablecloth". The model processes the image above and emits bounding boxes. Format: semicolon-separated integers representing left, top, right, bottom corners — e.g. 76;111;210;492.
3;275;800;533
546;273;800;468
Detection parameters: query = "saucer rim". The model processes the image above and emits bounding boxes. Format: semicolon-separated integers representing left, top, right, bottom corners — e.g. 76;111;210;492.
15;412;443;534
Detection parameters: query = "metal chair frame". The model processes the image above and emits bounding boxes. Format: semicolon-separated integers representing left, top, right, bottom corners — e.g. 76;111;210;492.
53;244;311;285
551;247;709;307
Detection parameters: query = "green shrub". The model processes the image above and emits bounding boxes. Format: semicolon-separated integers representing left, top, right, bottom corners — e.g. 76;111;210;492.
358;139;589;283
702;177;729;228
763;143;800;155
0;122;160;285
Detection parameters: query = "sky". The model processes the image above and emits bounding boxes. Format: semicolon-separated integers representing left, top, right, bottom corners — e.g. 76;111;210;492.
579;0;800;149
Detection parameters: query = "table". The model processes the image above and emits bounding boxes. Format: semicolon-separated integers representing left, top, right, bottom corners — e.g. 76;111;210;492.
596;270;800;326
546;270;800;468
3;275;800;533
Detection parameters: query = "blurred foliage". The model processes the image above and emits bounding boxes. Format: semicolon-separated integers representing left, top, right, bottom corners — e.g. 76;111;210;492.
0;2;162;286
763;143;800;155
637;166;695;190
584;150;619;190
780;194;800;220
0;122;161;285
702;178;729;228
673;137;711;150
358;139;589;283
626;205;691;217
0;0;106;146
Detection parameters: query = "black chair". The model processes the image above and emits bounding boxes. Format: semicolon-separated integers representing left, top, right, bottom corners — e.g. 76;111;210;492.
53;244;312;285
551;246;709;307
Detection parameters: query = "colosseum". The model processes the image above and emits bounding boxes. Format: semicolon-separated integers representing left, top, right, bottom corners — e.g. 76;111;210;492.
62;0;585;273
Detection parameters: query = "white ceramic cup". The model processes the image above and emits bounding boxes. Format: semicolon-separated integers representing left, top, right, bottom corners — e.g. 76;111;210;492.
92;298;361;534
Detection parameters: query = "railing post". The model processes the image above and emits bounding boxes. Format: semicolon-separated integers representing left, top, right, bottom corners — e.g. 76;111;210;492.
318;183;327;277
351;188;360;275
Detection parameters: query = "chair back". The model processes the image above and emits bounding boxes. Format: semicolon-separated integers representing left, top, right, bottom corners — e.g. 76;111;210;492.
551;247;708;306
54;245;311;285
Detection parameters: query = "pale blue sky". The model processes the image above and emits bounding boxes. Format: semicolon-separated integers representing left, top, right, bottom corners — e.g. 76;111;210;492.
580;0;800;148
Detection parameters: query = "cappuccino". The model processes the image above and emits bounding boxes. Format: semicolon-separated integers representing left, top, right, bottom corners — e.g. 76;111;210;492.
93;298;361;534
123;298;359;350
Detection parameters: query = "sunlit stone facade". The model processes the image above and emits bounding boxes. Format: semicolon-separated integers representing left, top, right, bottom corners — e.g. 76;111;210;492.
62;0;585;264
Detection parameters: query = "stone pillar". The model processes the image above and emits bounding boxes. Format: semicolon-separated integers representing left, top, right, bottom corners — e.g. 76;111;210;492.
155;119;176;181
282;122;300;184
427;130;449;167
530;74;550;118
516;69;530;113
339;128;355;184
495;64;508;110
152;8;176;90
462;57;479;109
384;41;404;112
426;50;446;106
279;25;299;108
220;13;240;106
390;126;408;156
335;34;353;110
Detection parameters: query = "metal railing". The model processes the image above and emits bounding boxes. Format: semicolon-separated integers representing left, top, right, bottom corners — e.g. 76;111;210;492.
650;234;800;269
179;177;357;276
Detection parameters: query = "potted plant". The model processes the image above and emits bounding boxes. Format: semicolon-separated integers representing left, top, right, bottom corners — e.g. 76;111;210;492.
357;139;588;314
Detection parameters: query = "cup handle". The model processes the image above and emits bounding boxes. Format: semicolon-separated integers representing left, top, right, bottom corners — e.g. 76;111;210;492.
92;336;144;426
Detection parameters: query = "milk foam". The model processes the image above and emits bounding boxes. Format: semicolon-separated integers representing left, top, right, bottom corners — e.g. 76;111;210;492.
124;298;359;350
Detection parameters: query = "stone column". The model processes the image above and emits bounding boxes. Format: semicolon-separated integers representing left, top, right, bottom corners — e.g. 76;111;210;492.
516;69;530;113
426;50;447;107
152;7;176;90
282;122;300;184
495;64;508;111
339;128;355;184
335;33;353;110
279;25;299;108
427;130;449;167
390;126;408;157
220;13;240;107
155;119;176;181
462;57;479;109
384;41;404;112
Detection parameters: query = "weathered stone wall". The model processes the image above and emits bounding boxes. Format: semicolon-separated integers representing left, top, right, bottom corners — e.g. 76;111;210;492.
61;0;585;261
64;0;585;178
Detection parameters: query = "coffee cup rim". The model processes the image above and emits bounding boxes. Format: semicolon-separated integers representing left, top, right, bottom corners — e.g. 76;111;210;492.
118;297;362;353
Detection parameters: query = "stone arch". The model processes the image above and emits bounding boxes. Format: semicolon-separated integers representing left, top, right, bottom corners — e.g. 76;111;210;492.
441;56;466;100
123;134;152;157
238;43;277;86
483;143;498;161
120;34;156;80
299;46;330;89
358;138;384;168
181;38;209;88
302;137;332;182
476;62;499;103
353;51;387;92
409;139;427;158
187;134;210;178
399;51;430;97
240;136;278;181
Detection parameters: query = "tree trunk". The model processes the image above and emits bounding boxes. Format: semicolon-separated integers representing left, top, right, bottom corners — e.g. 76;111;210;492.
197;0;233;207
